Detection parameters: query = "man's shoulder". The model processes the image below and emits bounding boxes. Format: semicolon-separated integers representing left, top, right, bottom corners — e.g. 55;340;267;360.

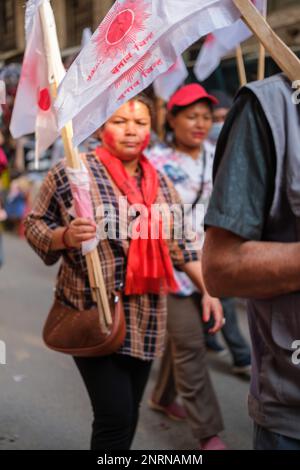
239;73;290;102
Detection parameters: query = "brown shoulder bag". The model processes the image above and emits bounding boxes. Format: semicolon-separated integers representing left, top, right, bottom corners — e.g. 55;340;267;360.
43;292;126;357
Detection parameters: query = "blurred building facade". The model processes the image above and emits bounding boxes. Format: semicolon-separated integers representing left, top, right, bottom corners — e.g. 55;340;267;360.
0;0;300;96
1;0;300;64
0;0;115;64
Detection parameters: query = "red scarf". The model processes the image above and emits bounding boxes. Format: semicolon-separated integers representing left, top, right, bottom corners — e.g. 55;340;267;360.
96;147;179;296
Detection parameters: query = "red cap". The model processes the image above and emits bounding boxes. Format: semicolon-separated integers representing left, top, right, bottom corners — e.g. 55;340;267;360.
167;83;218;111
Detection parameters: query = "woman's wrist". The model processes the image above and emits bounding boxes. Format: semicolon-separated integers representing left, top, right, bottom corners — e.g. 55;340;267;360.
62;226;72;250
50;227;72;251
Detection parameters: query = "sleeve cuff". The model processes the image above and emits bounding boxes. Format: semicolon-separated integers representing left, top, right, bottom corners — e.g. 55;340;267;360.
204;211;262;241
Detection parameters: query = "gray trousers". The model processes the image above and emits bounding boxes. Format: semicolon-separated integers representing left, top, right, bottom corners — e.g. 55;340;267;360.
152;293;224;441
253;424;300;450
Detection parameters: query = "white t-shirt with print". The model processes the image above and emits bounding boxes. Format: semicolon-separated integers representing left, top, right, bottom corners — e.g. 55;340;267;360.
146;141;216;296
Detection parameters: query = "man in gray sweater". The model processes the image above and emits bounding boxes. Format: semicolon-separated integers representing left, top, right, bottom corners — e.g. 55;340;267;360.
203;74;300;450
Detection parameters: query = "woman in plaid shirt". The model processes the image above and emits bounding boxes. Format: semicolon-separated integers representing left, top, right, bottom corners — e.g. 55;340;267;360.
25;95;224;450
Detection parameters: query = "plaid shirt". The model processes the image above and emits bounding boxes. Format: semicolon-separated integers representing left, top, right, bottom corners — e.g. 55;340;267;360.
25;153;198;361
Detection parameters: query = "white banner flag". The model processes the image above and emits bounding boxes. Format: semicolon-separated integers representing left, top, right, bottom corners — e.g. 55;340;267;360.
153;55;188;101
81;28;93;49
55;0;240;146
194;0;267;82
10;0;65;162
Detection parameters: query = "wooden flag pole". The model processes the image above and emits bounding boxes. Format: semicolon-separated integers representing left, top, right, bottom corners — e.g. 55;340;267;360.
235;45;247;87
233;0;300;83
39;3;112;328
257;3;267;81
257;41;266;81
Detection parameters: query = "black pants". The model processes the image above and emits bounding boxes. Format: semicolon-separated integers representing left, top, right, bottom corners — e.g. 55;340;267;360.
74;353;152;450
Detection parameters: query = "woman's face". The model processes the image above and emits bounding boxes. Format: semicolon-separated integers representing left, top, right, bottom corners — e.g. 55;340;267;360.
99;100;151;161
169;101;213;149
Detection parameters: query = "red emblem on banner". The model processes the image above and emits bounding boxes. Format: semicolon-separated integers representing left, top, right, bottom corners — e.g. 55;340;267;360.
106;9;135;45
38;88;51;111
94;0;151;59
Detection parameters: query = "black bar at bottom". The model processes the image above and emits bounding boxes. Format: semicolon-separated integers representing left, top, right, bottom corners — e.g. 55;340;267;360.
0;450;299;466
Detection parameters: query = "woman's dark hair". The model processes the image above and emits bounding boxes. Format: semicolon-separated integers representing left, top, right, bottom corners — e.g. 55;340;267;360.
165;98;213;135
129;93;156;127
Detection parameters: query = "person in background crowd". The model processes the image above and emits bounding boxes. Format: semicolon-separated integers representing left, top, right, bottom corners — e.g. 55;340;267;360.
147;84;232;450
209;90;233;145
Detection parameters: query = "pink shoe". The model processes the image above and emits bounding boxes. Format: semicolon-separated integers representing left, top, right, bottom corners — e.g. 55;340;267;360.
148;398;187;421
200;436;227;450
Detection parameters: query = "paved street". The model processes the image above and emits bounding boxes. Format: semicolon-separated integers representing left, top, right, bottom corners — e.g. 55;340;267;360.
0;233;252;450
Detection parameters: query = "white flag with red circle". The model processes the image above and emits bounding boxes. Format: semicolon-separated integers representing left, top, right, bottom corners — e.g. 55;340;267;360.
10;0;65;164
55;0;241;146
194;0;267;82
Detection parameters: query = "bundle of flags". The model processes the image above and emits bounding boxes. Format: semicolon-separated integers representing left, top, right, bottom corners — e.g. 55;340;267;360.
11;0;269;153
55;0;241;146
10;0;65;166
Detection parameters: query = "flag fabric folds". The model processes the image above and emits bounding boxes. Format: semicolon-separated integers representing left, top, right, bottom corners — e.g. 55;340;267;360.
153;55;188;101
194;0;267;82
55;0;241;146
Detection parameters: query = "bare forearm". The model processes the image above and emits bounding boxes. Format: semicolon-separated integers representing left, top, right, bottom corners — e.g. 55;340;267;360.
203;231;300;298
181;260;207;294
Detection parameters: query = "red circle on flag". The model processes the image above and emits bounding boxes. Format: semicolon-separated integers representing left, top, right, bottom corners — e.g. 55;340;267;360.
106;9;134;45
38;88;51;111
